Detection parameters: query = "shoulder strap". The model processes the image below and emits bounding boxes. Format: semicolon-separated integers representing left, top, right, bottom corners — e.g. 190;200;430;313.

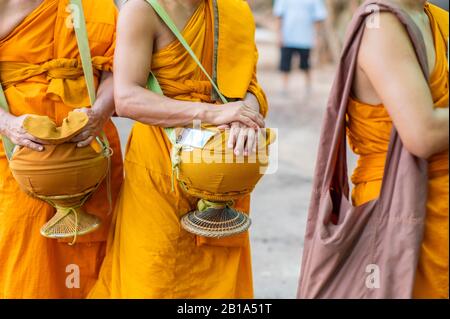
145;0;228;104
0;0;109;160
70;0;112;211
69;0;109;147
144;0;228;191
70;0;97;105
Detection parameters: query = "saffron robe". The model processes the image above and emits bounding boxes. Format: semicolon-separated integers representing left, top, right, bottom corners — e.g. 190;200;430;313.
0;0;123;298
347;3;449;299
89;0;268;298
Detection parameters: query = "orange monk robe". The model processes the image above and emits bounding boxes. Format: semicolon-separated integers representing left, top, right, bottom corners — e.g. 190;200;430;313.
89;0;268;299
0;0;123;298
346;3;449;299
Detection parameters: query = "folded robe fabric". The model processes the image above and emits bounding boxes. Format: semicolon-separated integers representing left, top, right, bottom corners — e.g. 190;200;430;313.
88;0;268;299
347;3;449;299
11;110;107;198
297;0;443;299
23;111;89;144
0;0;123;299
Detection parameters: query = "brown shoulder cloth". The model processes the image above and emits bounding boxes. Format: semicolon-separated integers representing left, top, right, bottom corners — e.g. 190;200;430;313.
297;0;430;299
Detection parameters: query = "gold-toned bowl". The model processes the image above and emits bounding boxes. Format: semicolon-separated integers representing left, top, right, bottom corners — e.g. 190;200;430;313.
178;128;275;238
9;113;109;244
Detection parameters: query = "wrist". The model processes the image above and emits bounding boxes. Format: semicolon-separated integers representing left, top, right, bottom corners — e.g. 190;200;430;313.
90;105;110;127
196;103;216;124
244;92;260;113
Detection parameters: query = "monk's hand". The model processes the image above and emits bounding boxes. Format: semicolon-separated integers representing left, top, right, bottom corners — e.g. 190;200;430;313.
71;107;108;148
212;101;265;130
218;95;264;156
219;122;261;156
0;113;45;152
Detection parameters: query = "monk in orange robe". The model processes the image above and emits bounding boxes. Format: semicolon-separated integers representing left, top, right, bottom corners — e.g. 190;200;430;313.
89;0;267;298
0;0;123;298
347;0;448;298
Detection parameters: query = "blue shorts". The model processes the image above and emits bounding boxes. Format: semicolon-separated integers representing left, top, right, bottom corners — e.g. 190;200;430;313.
280;47;311;72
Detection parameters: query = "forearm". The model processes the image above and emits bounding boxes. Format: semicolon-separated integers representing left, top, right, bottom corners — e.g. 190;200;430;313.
115;84;217;128
247;78;269;118
92;72;115;123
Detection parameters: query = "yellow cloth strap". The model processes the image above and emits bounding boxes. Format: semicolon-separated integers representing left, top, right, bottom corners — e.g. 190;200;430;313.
0;59;101;88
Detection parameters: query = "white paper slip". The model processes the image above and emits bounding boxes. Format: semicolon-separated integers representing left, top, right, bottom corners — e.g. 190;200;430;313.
178;128;216;149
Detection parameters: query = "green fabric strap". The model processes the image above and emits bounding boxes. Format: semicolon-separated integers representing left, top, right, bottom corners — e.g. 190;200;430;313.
70;0;96;106
0;0;109;162
70;0;110;150
67;1;112;153
70;0;112;213
145;0;228;104
144;0;230;191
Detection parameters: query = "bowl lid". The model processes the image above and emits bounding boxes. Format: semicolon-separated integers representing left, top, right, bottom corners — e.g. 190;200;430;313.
23;111;89;144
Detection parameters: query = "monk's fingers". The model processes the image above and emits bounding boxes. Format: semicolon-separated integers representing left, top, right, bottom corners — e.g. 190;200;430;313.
22;133;50;145
227;124;240;149
217;124;230;131
77;135;95;148
245;128;257;155
21;139;44;152
234;128;248;156
70;130;92;143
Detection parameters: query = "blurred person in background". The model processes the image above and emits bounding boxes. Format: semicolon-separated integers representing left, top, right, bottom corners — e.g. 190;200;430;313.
429;0;449;11
274;0;327;96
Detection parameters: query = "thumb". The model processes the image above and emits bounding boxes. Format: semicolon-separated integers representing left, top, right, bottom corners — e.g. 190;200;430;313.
217;124;230;131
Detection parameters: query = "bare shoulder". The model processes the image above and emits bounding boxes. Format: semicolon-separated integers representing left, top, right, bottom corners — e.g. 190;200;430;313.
119;0;159;31
359;12;416;67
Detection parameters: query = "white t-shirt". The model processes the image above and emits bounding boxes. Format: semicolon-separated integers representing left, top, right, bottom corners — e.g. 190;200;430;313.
274;0;328;49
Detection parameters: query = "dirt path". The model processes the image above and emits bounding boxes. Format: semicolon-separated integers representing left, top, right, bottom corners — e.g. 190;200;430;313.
248;30;337;298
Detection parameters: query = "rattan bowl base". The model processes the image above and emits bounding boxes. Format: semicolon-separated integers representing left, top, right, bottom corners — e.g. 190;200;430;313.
181;206;251;238
38;189;102;240
40;207;101;239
